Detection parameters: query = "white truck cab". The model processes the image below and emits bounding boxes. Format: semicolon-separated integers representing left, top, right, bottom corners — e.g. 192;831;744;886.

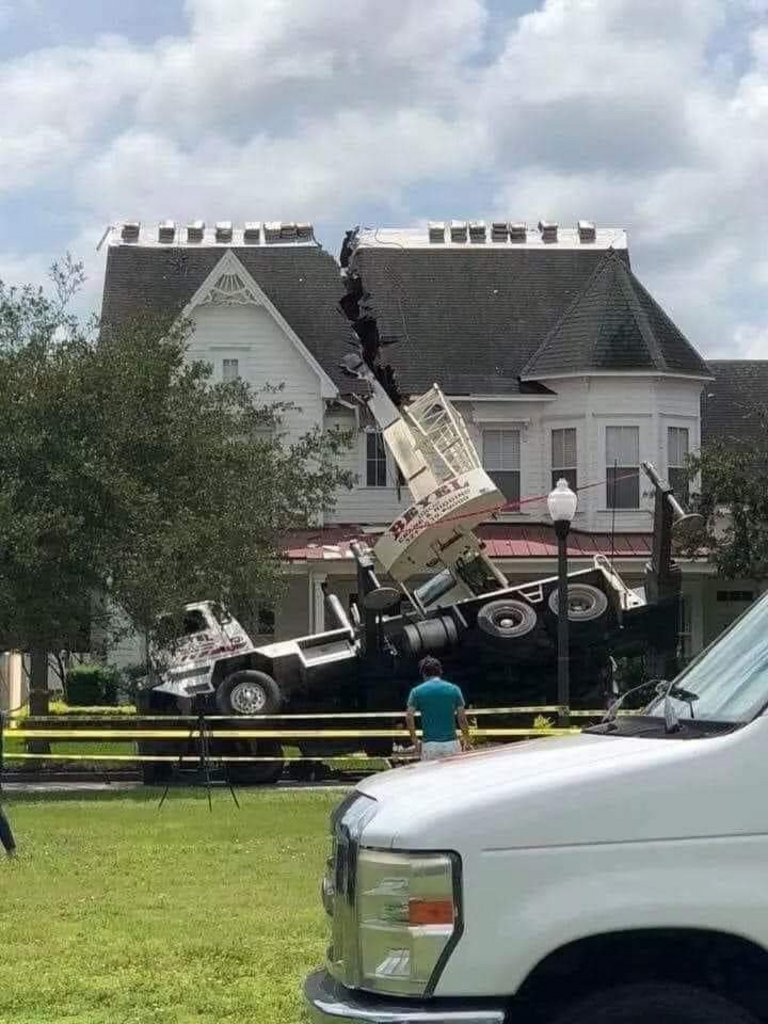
305;590;768;1023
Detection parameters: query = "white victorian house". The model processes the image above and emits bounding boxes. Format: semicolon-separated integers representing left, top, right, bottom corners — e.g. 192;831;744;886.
98;219;766;670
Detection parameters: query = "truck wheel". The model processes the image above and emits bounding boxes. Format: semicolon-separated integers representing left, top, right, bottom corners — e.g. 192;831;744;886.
549;982;758;1023
547;584;608;623
215;670;282;715
477;599;537;640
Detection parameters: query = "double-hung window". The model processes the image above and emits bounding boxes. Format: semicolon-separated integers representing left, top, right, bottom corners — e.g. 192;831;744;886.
551;428;577;491
222;358;240;382
606;426;640;509
483;429;521;505
667;426;689;502
366;431;388;487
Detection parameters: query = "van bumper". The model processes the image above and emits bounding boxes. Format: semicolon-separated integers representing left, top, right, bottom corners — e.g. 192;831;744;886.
304;970;506;1023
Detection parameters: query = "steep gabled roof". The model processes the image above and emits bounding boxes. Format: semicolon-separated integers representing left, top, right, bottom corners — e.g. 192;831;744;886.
703;361;768;445
347;241;631;395
100;231;358;392
521;250;710;379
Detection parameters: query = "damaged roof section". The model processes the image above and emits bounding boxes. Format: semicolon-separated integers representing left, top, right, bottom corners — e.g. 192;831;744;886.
338;222;633;396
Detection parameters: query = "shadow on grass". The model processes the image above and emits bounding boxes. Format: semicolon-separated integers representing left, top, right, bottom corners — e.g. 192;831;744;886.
1;782;352;806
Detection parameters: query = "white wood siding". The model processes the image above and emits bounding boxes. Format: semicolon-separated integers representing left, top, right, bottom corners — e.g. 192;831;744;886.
187;303;325;442
325;407;409;524
453;377;703;533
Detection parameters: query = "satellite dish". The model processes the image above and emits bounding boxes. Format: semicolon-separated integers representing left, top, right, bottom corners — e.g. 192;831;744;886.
671;512;705;546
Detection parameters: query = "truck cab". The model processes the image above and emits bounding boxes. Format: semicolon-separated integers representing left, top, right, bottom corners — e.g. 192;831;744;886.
305;589;768;1023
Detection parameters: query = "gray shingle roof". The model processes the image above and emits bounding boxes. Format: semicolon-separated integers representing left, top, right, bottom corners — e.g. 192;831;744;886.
702;361;768;445
521;250;710;379
346;245;634;395
100;242;359;392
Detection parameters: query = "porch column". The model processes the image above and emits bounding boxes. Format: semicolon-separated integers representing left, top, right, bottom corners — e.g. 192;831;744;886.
309;571;327;633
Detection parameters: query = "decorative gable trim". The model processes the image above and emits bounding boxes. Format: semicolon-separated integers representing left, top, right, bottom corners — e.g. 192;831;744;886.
180;250;338;398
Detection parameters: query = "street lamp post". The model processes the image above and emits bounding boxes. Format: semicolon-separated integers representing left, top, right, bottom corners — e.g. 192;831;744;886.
547;478;578;727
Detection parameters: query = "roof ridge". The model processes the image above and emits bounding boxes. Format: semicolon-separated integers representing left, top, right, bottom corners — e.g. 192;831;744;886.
613;259;667;371
519;248;620;378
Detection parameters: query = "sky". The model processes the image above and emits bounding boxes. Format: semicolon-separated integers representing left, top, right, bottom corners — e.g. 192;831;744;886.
0;0;766;358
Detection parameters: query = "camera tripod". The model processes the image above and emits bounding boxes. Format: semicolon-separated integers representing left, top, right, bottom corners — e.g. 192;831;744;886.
158;710;240;812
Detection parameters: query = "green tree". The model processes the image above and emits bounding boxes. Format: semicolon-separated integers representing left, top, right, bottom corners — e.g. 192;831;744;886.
0;260;352;720
690;403;768;581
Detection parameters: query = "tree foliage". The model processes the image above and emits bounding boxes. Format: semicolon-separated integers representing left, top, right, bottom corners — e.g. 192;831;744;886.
690;404;768;581
0;260;353;678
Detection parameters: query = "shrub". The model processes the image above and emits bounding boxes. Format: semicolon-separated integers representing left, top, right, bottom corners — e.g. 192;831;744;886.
12;701;137;719
66;664;120;706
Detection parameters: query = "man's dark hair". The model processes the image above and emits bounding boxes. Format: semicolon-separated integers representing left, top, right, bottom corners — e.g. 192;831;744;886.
419;656;442;680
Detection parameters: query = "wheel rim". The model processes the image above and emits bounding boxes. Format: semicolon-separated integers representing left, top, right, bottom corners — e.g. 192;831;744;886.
497;612;522;630
549;584;608;621
230;681;267;714
479;600;537;639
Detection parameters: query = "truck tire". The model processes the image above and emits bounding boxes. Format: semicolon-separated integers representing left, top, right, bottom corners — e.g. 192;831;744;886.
547;583;608;623
476;599;537;641
215;669;282;715
548;982;757;1024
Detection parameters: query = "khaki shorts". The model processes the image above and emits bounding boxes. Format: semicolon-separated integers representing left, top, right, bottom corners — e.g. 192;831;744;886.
422;740;461;761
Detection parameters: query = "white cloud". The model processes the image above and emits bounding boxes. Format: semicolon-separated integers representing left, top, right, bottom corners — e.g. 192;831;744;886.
0;38;151;191
483;0;767;356
79;108;485;224
136;0;486;132
729;324;768;358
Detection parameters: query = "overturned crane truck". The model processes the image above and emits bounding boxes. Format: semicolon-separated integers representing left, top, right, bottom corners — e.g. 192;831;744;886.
136;355;703;782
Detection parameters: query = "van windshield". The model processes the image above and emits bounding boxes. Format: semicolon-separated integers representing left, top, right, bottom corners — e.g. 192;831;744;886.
645;590;768;724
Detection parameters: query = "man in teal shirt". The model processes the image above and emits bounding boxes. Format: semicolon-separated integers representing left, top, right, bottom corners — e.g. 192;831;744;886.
406;656;469;761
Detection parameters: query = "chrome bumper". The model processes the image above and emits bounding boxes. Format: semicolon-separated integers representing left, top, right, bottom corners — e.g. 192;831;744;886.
304;970;506;1023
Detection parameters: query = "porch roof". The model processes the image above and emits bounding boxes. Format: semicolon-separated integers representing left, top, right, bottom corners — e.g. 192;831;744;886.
282;524;653;562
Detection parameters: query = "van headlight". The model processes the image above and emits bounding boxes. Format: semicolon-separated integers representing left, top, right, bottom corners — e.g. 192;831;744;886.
356;848;461;997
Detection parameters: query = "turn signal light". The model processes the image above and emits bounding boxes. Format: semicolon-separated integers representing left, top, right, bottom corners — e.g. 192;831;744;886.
407;898;454;926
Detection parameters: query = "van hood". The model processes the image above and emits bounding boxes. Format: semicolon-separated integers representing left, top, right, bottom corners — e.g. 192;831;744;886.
356;729;745;850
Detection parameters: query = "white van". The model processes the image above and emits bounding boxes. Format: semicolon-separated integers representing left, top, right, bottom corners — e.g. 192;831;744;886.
305;590;768;1023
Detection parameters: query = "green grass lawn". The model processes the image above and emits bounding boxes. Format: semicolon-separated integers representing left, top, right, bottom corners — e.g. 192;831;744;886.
0;787;344;1024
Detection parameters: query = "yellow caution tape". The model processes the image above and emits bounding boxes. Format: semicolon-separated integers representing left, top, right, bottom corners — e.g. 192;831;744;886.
14;705;607;722
4;753;389;763
9;727;581;740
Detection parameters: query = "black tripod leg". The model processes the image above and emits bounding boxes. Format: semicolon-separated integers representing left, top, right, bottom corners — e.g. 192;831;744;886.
157;779;171;810
222;758;240;809
199;715;213;813
158;720;195;810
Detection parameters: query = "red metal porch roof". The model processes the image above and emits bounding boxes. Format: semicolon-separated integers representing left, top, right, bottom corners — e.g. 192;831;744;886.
282;524;653;562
